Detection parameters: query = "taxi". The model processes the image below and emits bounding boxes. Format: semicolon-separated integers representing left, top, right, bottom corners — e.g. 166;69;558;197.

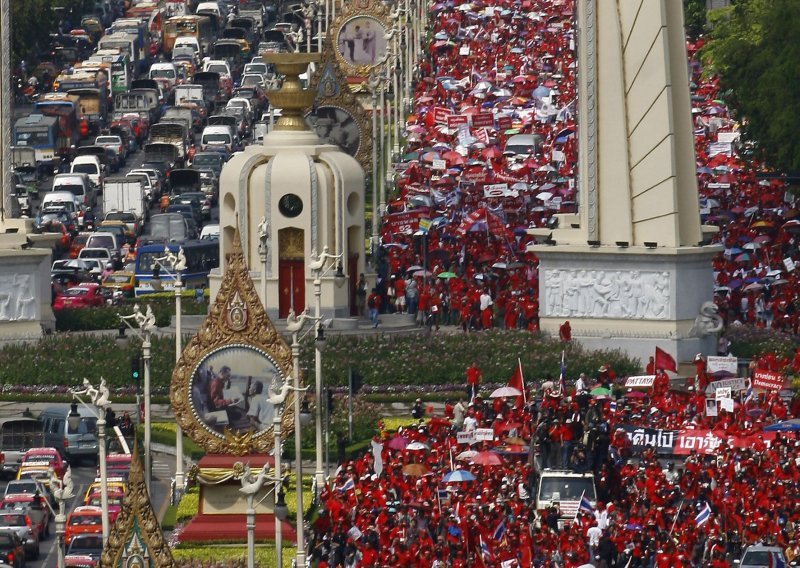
98;454;132;480
17;447;65;484
83;489;124;520
65;506;103;545
82;478;126;503
65;555;98;568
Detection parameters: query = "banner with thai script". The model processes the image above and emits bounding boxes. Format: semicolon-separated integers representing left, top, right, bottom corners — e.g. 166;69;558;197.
471;113;494;127
474;428;494;441
382;210;427;235
447;114;469;128
752;369;785;391
433;107;451;124
706;356;738;375
457;431;476;445
617;424;675;454
673;429;726;455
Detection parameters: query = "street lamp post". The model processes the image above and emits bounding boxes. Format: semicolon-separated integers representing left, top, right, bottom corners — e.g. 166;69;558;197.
368;71;381;258
308;249;344;496
51;465;74;568
272;399;283;562
153;246;188;497
119;304;156;491
69;379;112;543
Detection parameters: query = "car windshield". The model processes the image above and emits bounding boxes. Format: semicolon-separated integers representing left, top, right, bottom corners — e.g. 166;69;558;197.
203;134;230;143
193;155;222;167
539;478;595;501
69;514;100;526
742;551;780;564
6;481;36;494
88;236;114;249
68;535;103;552
105;212;135;222
72;164;97;175
67;416;97;435
151;68;175;78
64;289;89;297
95;137;119;145
55;184;84;196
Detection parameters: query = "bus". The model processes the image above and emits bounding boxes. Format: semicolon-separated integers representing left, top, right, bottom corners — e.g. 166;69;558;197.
163;15;213;56
134;240;219;296
34;92;81;151
89;51;132;95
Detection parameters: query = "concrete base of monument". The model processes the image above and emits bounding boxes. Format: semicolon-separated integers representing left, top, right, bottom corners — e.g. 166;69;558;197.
179;454;297;543
533;244;721;364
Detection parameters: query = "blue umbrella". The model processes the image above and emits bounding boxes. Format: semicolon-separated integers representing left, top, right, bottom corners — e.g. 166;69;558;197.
764;419;800;432
442;470;476;483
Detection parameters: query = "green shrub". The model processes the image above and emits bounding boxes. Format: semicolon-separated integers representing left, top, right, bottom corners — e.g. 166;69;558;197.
55;296;208;332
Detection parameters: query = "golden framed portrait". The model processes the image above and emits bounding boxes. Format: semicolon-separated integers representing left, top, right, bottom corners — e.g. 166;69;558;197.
335;16;388;72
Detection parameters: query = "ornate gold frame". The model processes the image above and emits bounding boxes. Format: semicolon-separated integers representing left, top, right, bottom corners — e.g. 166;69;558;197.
306;44;373;172
329;0;392;77
170;229;298;455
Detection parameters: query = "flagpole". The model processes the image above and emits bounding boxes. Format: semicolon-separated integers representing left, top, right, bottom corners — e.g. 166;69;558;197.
668;499;684;536
517;357;526;403
573;489;586;523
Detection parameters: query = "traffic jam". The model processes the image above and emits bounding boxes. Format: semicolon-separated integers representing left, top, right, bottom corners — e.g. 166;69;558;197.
12;0;302;305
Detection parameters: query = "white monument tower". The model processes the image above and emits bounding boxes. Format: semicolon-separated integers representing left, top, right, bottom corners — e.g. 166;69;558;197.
529;1;721;363
210;53;365;320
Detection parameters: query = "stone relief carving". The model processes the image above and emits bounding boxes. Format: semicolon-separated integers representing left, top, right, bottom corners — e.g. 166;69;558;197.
0;274;38;322
543;269;671;319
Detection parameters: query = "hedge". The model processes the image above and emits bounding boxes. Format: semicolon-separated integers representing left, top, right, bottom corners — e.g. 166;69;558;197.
55;294;209;332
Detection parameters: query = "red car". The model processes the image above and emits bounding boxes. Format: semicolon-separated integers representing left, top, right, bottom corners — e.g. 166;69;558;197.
19;447;66;480
52;283;106;310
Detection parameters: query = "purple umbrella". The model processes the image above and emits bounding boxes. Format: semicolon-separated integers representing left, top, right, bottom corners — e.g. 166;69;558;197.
387;436;410;450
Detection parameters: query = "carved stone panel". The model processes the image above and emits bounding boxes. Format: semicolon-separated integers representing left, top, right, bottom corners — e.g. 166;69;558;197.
542;268;671;319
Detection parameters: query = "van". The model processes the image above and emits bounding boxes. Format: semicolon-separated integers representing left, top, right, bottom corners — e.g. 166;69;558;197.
174;36;201;58
41;191;83;227
535;469;596;527
200;124;235;154
71;155;104;190
504;133;543;157
40;406;99;463
52;173;96;209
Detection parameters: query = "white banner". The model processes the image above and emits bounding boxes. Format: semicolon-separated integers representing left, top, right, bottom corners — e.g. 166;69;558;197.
706;356;738;374
474;428;495;441
457;431;476;445
431;159;447;171
715;387;732;400
783;257;796;272
625;375;655;388
705;377;746;396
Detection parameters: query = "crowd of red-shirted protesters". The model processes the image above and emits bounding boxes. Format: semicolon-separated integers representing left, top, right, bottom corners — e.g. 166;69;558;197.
306;0;800;564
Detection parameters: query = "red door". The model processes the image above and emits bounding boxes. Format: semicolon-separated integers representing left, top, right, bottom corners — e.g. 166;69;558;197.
348;254;359;316
278;259;305;318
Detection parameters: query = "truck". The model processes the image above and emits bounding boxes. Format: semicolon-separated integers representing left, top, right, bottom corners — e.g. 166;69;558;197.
149;122;187;164
53;69;109;137
103;176;148;230
129;79;162;123
174;83;204;107
161;107;194;141
534;469;596;527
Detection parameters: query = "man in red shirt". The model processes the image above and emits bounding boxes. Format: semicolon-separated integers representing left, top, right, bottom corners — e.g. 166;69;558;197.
466;362;482;401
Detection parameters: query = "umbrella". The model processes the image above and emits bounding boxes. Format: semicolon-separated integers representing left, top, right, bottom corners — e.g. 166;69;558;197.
505;436;527;445
490;386;522;398
406;265;423;272
386;436;409;450
496;444;529;455
402;463;430;476
442;470;476;483
456;450;478;460
624;391;647;399
590;387;612;396
437;271;457;279
406;441;430;451
413;270;432;277
743;282;763;292
470;451;504;466
764;419;800;432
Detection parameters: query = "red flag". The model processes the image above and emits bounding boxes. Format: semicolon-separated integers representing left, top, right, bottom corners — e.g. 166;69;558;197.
507;359;526;407
655;347;677;373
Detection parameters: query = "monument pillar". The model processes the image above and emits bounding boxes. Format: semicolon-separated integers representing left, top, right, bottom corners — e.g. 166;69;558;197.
1;0;15;226
530;0;721;363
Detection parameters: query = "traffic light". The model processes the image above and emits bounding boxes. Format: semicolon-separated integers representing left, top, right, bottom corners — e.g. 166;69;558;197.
351;371;363;395
131;356;141;381
326;388;334;414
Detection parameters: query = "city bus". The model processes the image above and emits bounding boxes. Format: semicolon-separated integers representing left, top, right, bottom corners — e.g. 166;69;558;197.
88;51;132;95
134;240;219;296
163;15;213;57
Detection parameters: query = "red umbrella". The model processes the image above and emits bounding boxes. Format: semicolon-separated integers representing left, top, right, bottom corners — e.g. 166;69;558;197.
470;451;504;466
386;435;409;450
443;151;466;166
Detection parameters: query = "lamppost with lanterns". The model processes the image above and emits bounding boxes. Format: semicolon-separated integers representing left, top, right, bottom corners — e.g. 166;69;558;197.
50;465;74;568
118;304;156;491
308;248;344;495
68;378;112;542
285;309;317;567
151;246;188;497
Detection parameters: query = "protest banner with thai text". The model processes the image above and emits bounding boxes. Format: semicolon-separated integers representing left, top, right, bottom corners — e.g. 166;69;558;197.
474;428;495;441
706;356;738;375
705;377;745;396
471;113;494;127
752;369;785;391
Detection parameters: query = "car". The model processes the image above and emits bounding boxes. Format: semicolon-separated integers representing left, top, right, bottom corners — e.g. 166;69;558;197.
0;529;26;568
83;489;123;521
97;220;135;248
52;283;106;311
94;135;127;166
65;534;103;562
0;493;51;527
100;454;132;479
0;511;40;559
190;151;225;178
2;481;47;502
18;448;65;482
103;212;141;238
82;479;126;503
101;271;135;298
65;506;103;545
200;224;219;240
736;544;789;568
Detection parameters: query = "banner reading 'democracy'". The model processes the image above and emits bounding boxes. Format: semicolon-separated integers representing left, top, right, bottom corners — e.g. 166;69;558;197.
752;369;786;391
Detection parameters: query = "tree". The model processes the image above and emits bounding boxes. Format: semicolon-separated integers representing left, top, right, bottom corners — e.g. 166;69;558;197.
683;0;707;40
701;0;800;172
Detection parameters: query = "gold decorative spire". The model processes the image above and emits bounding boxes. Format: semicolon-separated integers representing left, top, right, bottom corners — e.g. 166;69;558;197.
264;53;321;131
100;445;176;568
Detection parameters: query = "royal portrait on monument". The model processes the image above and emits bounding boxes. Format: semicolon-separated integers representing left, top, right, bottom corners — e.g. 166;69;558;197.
336;16;387;67
189;345;283;436
306;105;361;157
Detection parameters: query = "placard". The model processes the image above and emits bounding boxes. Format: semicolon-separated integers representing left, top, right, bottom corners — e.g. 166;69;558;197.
470;113;494;127
705;377;745;396
497;116;513;130
447;114;469;128
705;399;718;417
752;369;785;391
433;107;451;125
474;428;495;441
706;356;737;375
457;431;476;445
717;132;740;144
783;257;796;272
459;46;470;56
715;387;731;400
431;159;447;171
719;398;734;413
625;375;655;388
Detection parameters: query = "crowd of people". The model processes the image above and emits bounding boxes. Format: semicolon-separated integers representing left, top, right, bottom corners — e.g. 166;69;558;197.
309;359;799;567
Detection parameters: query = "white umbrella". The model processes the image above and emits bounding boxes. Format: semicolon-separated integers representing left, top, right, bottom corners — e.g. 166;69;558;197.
536;191;554;201
742;242;761;250
490;386;523;398
491;262;507;269
406;265;423;272
413;270;432;277
406;442;430;451
456;450;478;460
